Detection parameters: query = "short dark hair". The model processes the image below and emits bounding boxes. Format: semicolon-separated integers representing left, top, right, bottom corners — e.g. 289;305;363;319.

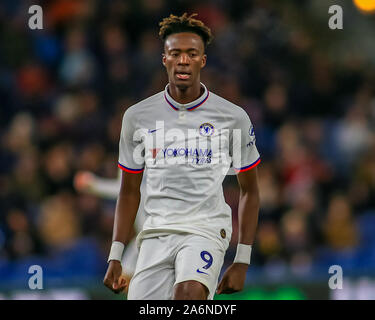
159;13;213;49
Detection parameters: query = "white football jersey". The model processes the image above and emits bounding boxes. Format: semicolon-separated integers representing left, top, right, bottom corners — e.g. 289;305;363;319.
118;83;260;250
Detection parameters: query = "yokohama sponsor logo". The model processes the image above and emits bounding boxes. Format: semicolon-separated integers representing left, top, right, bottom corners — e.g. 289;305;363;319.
161;148;212;158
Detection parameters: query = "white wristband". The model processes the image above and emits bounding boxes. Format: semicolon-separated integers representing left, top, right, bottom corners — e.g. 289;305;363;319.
233;244;252;265
107;241;124;263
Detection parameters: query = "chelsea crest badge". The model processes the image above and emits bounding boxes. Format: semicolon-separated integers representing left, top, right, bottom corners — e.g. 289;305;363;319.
199;123;214;136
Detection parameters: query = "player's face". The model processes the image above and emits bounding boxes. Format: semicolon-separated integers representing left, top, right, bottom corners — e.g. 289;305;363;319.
162;32;206;89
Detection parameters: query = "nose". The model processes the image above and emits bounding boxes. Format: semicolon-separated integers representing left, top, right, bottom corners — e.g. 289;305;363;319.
178;53;190;65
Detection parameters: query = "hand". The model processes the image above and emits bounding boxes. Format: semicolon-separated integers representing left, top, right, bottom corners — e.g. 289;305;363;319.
74;171;95;193
118;272;132;294
216;263;248;294
103;260;128;294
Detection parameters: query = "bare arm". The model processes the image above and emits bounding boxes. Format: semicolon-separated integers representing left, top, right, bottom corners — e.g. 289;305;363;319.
103;169;143;293
112;170;143;244
217;167;260;294
237;167;260;246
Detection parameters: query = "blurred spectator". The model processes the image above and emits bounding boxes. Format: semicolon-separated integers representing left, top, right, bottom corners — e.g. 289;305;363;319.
333;101;373;171
5;208;44;259
350;149;375;212
38;193;80;251
59;27;96;86
256;221;283;264
322;194;359;251
280;209;312;259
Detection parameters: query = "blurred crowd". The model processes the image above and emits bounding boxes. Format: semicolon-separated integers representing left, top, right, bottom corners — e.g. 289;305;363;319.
0;0;375;283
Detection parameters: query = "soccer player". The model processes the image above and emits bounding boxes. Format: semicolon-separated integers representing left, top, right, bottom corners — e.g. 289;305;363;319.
103;13;261;300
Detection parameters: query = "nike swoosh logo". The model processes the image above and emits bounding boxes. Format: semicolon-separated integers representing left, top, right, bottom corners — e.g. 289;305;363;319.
196;268;208;275
148;128;162;133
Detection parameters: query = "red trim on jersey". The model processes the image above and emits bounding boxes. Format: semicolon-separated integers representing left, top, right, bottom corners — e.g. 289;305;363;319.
118;163;144;173
234;158;261;173
187;91;209;110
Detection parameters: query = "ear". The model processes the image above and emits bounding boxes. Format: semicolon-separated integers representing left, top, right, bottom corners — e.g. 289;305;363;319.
201;54;207;68
162;53;166;67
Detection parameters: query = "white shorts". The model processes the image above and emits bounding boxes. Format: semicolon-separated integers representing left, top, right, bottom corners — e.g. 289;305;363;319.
121;239;138;276
127;233;226;300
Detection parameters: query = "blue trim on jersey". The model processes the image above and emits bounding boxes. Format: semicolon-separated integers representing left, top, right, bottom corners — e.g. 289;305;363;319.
234;157;261;172
164;93;179;110
164;90;209;111
118;162;144;173
187;91;209;110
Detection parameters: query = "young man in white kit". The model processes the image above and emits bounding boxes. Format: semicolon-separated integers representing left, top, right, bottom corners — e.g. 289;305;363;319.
103;13;261;300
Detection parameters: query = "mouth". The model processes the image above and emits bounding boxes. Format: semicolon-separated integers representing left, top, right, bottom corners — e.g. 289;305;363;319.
175;72;191;80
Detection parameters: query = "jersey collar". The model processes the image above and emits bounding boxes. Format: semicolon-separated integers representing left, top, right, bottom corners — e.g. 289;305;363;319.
164;83;209;111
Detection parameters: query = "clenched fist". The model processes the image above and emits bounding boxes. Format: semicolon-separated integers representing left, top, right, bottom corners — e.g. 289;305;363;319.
103;260;128;294
216;263;248;294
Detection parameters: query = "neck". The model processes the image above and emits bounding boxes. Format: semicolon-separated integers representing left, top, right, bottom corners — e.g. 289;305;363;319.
168;81;203;104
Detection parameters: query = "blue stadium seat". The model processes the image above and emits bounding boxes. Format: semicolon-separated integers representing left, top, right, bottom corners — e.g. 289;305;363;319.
0;238;106;289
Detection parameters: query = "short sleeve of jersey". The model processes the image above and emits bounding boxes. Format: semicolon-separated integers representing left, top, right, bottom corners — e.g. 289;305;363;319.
118;109;144;173
231;110;261;173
